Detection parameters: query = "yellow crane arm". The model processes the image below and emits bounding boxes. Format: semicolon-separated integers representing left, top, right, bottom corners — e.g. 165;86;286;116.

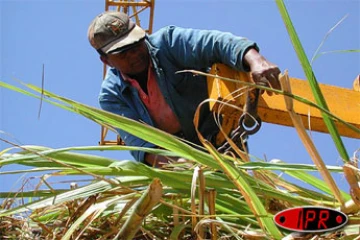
207;64;360;145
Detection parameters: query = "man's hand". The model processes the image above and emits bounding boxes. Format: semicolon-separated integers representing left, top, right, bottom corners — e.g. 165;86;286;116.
244;48;281;96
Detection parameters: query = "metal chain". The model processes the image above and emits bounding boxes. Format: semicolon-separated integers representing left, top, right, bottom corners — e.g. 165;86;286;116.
217;88;262;154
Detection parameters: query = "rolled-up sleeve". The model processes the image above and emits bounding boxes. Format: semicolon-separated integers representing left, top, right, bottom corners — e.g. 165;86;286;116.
162;26;259;72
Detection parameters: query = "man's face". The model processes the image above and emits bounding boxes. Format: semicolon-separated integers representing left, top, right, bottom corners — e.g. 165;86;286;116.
103;41;150;76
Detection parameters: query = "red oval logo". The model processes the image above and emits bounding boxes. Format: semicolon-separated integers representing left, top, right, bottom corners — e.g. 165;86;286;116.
274;206;348;233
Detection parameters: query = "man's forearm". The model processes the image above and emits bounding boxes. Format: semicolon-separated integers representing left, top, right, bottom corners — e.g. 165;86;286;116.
243;48;266;70
144;153;171;168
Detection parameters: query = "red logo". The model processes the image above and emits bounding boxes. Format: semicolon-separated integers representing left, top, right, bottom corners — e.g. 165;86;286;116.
106;19;127;36
274;206;348;233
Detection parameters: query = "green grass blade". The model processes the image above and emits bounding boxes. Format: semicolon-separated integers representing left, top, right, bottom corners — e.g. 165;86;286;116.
1;80;223;169
203;141;283;239
26;83;223;169
310;14;349;64
285;170;351;201
236;161;343;172
312;49;360;63
0;145;179;168
275;0;349;162
0;180;115;217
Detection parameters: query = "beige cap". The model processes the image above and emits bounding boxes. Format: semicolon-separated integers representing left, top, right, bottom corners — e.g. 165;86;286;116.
88;11;146;55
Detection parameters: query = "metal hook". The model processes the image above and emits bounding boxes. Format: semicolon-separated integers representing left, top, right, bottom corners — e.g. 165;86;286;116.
238;113;262;135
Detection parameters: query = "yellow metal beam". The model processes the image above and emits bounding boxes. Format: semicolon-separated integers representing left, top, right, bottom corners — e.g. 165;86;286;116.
207;64;360;142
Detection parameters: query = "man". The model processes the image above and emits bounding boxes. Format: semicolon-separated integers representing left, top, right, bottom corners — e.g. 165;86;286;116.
88;11;281;167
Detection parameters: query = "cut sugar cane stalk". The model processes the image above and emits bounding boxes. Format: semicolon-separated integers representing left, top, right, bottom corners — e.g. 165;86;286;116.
280;71;345;206
118;178;163;239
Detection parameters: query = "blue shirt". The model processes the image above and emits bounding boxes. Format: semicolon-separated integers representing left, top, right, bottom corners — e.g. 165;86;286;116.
99;26;259;162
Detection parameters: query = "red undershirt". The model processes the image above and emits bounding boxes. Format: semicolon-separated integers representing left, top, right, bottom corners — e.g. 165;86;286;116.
122;64;181;134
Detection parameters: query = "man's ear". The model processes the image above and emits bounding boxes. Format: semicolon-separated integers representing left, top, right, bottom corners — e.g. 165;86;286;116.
100;55;112;67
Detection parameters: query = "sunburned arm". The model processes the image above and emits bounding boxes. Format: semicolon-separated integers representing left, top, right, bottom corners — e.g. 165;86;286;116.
144;153;186;168
144;153;171;168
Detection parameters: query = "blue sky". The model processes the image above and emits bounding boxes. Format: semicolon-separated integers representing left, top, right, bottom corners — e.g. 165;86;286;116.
0;0;359;194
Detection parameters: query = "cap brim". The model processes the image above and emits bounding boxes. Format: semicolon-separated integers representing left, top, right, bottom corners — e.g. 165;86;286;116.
101;25;146;54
